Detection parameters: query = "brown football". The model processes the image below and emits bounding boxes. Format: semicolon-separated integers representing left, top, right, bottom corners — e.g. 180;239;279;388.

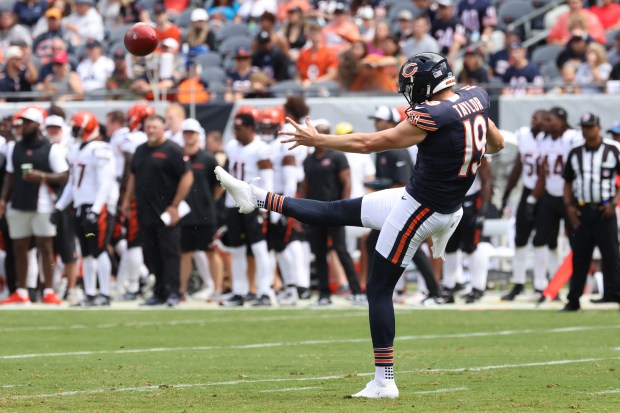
124;23;158;57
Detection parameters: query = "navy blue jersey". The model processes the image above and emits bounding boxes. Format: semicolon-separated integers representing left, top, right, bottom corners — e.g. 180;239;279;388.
406;86;490;214
457;0;497;36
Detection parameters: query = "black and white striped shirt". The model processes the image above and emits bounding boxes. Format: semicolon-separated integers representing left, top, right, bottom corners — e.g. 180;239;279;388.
563;139;620;204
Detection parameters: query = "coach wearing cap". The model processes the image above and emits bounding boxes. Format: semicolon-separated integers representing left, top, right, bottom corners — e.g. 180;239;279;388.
0;108;69;305
562;113;620;311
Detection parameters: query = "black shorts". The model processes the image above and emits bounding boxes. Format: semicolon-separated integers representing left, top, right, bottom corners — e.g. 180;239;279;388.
446;192;482;254
532;192;564;249
267;214;301;252
181;224;216;253
514;187;537;247
54;208;77;264
223;208;266;247
75;205;114;257
110;199;141;248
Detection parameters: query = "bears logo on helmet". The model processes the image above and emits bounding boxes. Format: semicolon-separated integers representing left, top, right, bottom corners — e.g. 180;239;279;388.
71;111;100;142
398;52;455;110
127;103;156;132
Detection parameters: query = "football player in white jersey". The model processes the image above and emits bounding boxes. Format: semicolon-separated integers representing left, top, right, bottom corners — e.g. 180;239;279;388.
500;110;547;300
106;105;151;300
221;112;275;307
442;157;492;303
56;111;118;306
527;107;583;298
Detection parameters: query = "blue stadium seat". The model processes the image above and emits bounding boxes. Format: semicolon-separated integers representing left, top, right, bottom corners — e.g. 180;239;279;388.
530;44;563;68
215;23;249;42
200;66;227;83
498;0;534;26
219;35;253;57
269;80;303;97
195;53;222;68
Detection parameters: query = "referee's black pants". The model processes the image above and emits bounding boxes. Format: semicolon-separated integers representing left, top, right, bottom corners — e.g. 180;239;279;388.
307;225;362;298
141;222;181;300
567;206;620;306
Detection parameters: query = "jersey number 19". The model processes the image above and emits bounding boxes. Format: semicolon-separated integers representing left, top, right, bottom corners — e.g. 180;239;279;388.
458;114;487;177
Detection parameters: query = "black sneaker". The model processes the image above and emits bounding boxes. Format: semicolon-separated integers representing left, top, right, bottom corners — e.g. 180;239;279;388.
297;287;311;300
72;295;96;308
252;295;272;307
244;292;257;303
92;295;111;306
463;288;484;304
220;294;244;307
444;282;466;294
501;284;524;301
140;296;166;306
310;297;332;307
441;293;455;304
560;302;580;312
166;293;181;307
119;291;140;301
590;296;613;304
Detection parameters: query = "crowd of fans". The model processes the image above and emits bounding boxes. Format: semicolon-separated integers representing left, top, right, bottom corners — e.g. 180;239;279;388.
1;0;620;102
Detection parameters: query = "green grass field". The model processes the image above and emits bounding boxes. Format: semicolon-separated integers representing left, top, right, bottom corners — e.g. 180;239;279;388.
0;308;619;412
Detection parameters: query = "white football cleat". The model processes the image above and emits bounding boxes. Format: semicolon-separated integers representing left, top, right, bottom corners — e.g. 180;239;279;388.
351;380;399;399
214;166;258;214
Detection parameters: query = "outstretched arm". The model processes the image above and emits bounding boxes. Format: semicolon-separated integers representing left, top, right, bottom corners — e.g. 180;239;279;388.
280;117;427;154
486;119;505;154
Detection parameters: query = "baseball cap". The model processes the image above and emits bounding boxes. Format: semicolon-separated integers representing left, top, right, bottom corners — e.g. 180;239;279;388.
335;122;353;135
45;115;65;128
45;8;62;19
549;106;568;122
75;0;94;5
607;121;620;134
235;47;251;58
579;113;600;127
5;46;23;60
86;39;102;48
20;107;44;124
257;30;271;44
182;118;202;133
154;2;166;14
52;51;68;64
162;37;179;50
397;10;414;20
234;113;255;128
358;6;374;20
191;8;209;22
509;41;524;49
435;0;453;7
314;118;332;129
112;47;125;60
334;2;348;13
369;106;399;123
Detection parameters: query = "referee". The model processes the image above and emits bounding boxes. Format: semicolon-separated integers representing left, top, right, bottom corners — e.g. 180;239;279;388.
562;113;620;311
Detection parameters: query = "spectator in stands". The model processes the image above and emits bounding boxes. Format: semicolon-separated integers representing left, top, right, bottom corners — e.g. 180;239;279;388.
154;3;181;46
590;0;620;31
281;6;307;60
338;40;366;90
401;15;439;58
187;8;217;54
0;46;38;102
39;51;84;101
357;6;375;43
13;0;47;28
383;35;405;73
77;39;114;93
97;0;121;29
547;0;605;45
414;0;436;22
106;47;134;98
501;41;543;95
0;7;32;55
366;20;390;56
37;37;75;82
431;0;466;60
252;30;291;82
456;0;496;43
322;3;360;54
64;0;105;46
556;31;588;70
349;54;398;93
226;47;258;100
33;9;67;62
130;61;176;100
575;42;612;94
160;38;186;81
177;59;210;104
488;29;520;78
30;0;70;39
296;22;339;88
119;0;147;24
237;0;277;23
458;46;489;85
277;0;309;21
394;10;414;43
163;0;189;16
208;0;238;22
548;61;580;94
609;61;620;93
257;11;289;54
607;31;620;67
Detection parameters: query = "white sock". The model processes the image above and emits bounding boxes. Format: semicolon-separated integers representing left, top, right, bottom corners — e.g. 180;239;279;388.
26;248;39;289
16;288;28;298
299;241;312;288
53;257;64;289
512;247;527;285
276;250;293;287
251;185;268;208
454;250;465;285
193;251;214;290
469;248;489;291
229;246;249;296
442;252;459;289
251;240;273;297
287;241;308;288
375;366;395;384
43;288;54;296
533;246;549;291
97;253;112;296
82;256;98;297
547;248;560;278
123;247;144;294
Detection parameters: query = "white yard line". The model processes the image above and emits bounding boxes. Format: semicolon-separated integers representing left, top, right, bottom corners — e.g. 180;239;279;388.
589;389;620;395
0;384;28;389
3;357;618;400
1;324;619;360
260;386;320;393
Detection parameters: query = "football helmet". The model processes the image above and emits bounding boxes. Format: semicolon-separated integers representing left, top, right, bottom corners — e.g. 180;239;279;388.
236;105;260;120
398;52;455;107
127;103;156;132
257;107;283;142
70;111;99;142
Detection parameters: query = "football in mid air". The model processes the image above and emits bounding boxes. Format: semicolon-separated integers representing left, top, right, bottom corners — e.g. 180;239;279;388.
124;23;158;57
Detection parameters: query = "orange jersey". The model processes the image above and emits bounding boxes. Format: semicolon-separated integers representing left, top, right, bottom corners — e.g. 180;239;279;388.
296;46;339;81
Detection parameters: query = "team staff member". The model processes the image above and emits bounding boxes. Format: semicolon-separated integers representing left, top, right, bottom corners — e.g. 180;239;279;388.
562;113;620;311
300;121;364;306
178;119;221;299
0;108;68;305
122;115;193;307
